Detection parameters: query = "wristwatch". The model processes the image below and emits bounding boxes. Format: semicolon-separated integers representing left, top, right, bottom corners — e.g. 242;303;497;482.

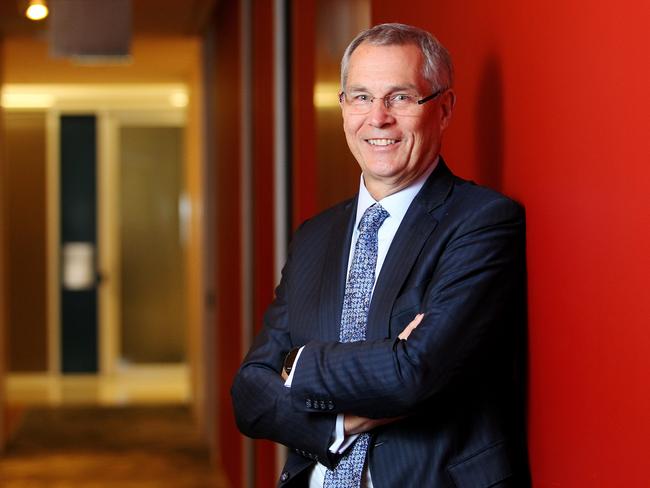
283;347;301;377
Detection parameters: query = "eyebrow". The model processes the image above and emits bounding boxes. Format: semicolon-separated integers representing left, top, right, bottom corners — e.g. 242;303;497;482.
346;83;420;93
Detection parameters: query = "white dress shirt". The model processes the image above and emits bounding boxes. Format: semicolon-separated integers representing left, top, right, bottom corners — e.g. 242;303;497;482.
286;159;438;487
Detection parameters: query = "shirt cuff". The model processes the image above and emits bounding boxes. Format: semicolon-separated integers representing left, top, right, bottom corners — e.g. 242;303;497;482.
284;348;356;455
283;346;305;388
329;414;359;454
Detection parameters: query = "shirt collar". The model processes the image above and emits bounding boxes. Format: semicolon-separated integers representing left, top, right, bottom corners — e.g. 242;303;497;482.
355;156;439;229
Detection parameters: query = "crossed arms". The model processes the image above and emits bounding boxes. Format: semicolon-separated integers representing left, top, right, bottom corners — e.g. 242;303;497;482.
280;314;424;435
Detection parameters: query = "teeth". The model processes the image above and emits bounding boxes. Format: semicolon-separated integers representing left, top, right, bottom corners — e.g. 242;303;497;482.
367;138;397;146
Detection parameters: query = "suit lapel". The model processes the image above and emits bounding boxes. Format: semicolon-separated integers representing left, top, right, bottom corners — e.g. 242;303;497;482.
318;198;357;342
366;160;455;341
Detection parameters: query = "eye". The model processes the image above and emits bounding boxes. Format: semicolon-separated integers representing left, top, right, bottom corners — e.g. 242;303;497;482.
390;93;414;104
351;93;371;103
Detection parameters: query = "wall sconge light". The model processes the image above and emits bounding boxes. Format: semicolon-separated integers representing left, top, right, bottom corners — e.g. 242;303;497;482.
25;0;49;21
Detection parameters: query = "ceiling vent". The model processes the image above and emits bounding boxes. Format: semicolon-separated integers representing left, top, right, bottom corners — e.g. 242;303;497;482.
49;0;131;62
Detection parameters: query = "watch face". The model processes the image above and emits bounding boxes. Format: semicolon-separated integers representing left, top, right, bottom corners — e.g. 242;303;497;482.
284;348;299;374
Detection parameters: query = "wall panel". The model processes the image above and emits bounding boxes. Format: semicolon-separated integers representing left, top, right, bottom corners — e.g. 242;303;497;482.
3;111;48;372
0;33;6;450
210;2;281;485
211;1;244;486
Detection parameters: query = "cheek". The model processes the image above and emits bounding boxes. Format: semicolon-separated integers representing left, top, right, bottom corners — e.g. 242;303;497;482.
343;126;358;147
409;124;436;151
343;116;361;135
343;124;364;159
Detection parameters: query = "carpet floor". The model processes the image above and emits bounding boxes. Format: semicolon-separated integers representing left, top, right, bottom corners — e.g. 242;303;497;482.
0;405;228;488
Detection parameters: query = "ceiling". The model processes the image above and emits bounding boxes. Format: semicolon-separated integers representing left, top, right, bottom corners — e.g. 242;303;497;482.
0;0;217;38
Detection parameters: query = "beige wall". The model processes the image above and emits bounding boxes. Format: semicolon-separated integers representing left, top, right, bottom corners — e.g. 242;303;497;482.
119;126;186;363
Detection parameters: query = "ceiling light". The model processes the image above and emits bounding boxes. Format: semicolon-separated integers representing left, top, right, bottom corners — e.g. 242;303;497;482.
1;91;55;109
25;0;49;21
169;92;189;108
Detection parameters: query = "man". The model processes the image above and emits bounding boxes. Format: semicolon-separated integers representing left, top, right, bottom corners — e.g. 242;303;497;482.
232;23;529;487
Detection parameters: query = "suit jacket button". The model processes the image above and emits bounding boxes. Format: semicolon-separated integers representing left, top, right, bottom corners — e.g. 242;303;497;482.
305;399;312;408
327;401;334;410
319;400;326;410
280;471;290;482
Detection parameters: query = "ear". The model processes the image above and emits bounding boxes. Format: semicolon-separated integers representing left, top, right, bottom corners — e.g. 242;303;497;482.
439;89;456;130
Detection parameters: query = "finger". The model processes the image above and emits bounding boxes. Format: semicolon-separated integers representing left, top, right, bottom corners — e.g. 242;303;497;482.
399;324;416;340
398;313;425;340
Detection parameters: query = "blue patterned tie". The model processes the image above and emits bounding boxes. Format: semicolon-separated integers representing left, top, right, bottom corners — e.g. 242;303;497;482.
324;203;389;488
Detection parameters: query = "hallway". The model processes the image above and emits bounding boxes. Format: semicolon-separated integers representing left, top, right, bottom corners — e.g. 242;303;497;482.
0;404;227;487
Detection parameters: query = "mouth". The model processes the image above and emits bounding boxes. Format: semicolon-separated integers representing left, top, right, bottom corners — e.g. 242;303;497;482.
365;138;400;147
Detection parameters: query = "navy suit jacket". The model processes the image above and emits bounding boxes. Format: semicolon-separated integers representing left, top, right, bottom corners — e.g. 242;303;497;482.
231;160;530;487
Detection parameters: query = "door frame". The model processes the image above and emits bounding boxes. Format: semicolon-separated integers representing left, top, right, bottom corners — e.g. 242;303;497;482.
99;109;187;375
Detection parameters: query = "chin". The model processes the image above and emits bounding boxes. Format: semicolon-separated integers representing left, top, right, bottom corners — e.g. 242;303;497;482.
364;160;404;176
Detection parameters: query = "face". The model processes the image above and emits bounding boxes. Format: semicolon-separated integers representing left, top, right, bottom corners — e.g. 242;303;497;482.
342;42;454;199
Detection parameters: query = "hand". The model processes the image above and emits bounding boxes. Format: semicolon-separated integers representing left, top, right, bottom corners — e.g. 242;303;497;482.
398;313;424;340
344;414;403;435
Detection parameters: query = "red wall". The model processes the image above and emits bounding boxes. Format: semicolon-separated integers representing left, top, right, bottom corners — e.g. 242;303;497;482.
252;1;278;486
291;0;318;227
373;1;650;486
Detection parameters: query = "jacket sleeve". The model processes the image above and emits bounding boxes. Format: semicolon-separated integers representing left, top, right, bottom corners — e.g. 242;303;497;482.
230;231;339;469
289;197;525;419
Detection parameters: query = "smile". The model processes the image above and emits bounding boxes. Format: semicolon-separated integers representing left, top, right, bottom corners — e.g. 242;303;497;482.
366;138;399;146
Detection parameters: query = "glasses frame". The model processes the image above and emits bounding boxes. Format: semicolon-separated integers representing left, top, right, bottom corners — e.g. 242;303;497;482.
338;88;446;113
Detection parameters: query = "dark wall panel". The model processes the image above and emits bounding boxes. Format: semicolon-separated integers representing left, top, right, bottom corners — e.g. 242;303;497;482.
60;115;98;373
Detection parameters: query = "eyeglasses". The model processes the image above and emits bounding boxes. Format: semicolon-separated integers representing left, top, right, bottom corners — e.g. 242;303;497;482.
339;88;445;115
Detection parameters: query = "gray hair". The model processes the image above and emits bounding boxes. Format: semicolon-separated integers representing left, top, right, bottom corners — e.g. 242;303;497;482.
340;23;454;93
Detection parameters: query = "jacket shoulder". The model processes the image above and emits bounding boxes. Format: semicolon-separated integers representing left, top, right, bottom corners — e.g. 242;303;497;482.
292;197;355;240
449;176;524;220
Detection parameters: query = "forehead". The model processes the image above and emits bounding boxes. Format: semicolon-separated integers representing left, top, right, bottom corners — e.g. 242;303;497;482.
346;42;426;91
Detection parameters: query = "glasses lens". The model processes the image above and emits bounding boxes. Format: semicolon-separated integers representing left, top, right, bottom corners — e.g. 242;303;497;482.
342;95;370;114
342;94;422;115
346;103;371;114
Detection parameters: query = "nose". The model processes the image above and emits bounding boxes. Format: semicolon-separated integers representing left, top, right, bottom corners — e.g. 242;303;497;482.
367;98;395;128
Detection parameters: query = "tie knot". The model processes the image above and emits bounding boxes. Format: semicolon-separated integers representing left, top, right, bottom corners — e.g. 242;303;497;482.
358;203;389;235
